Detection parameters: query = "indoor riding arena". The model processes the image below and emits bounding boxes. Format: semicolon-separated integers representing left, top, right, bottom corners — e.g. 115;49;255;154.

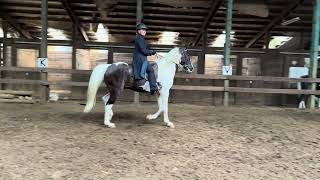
0;0;320;179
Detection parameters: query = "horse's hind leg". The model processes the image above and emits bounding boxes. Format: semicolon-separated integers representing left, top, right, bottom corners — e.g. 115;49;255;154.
102;94;115;128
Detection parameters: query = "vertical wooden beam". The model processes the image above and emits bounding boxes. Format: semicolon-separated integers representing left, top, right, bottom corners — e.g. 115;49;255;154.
223;0;233;106
234;54;243;105
136;0;143;24
0;35;2;90
108;48;114;64
281;55;289;106
134;0;143;104
265;31;270;50
197;29;206;74
11;39;17;67
40;0;49;104
3;20;8;67
72;23;77;69
9;39;18;90
309;0;320;109
1;20;8;90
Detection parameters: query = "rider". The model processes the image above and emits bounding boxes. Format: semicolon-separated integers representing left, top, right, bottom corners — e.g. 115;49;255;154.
132;23;159;95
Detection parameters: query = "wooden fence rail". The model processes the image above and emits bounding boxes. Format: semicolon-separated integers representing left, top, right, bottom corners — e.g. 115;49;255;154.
1;67;320;104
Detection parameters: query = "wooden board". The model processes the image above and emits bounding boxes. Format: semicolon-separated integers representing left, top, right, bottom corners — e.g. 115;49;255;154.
0;99;37;104
0;93;15;99
0;90;33;96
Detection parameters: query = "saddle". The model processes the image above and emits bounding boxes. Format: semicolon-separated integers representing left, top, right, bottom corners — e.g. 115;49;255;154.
125;63;160;92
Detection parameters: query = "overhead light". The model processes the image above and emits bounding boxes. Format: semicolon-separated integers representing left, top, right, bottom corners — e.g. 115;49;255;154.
211;31;235;47
0;28;13;38
269;36;292;49
158;31;179;45
48;28;68;40
281;17;300;26
95;23;109;42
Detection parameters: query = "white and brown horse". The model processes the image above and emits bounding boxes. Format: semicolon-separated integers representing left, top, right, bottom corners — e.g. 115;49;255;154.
83;47;193;128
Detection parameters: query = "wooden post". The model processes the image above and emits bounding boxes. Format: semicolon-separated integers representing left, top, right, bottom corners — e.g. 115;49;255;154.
108;48;114;64
11;39;17;67
0;19;8;90
72;23;77;69
7;39;18;90
223;0;233;106
265;31;270;50
3;20;8;67
197;30;206;74
0;34;2;90
309;0;320;109
136;0;143;24
40;0;49;104
40;71;49;104
234;54;243;105
134;0;143;104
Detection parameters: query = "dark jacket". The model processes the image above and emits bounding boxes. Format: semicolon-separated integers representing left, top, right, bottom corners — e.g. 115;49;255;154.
132;34;156;80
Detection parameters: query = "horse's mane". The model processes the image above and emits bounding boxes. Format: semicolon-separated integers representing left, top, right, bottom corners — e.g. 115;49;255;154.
155;47;179;64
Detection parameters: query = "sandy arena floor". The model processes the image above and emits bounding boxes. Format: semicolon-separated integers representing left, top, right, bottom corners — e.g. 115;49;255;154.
0;101;319;180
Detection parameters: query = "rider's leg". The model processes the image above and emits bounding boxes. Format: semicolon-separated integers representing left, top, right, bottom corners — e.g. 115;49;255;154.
146;63;157;93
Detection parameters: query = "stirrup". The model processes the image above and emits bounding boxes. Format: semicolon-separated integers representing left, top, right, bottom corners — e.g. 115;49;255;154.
157;82;162;90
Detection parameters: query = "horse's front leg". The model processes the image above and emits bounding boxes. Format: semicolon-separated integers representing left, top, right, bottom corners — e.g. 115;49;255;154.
146;94;163;120
161;89;174;128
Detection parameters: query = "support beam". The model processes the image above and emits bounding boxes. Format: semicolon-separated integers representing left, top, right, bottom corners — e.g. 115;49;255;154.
108;48;114;64
223;0;233;107
136;0;143;24
134;0;143;104
0;20;8;90
245;0;304;48
40;0;48;58
40;0;49;104
72;23;77;69
8;21;32;39
192;0;223;46
264;31;270;49
60;0;89;41
197;30;206;74
309;0;320;109
11;40;17;67
2;20;8;66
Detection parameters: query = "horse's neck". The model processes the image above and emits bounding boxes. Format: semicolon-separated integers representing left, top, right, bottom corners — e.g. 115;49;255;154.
156;58;176;84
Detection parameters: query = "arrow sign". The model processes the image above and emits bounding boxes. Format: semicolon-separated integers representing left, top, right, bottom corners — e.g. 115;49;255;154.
222;65;232;76
37;58;48;68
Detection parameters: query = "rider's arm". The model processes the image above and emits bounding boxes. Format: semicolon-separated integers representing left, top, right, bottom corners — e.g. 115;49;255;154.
136;36;156;56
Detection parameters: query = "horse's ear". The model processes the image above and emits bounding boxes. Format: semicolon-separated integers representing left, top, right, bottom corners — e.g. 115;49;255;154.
178;47;184;53
179;47;187;51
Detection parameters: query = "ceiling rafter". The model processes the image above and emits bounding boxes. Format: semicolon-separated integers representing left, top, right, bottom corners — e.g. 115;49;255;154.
60;0;89;41
192;0;224;46
245;0;305;48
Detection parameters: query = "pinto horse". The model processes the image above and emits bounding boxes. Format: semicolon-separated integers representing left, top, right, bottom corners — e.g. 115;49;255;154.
83;47;194;128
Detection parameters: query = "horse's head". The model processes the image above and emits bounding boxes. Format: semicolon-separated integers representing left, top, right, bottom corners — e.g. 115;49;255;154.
178;47;194;73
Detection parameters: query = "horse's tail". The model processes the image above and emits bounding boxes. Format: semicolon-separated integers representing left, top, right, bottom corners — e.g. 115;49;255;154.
84;64;110;113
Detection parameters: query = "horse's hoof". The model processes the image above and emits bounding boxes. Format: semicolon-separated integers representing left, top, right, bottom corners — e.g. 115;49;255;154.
105;123;116;128
166;122;175;128
146;114;155;120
